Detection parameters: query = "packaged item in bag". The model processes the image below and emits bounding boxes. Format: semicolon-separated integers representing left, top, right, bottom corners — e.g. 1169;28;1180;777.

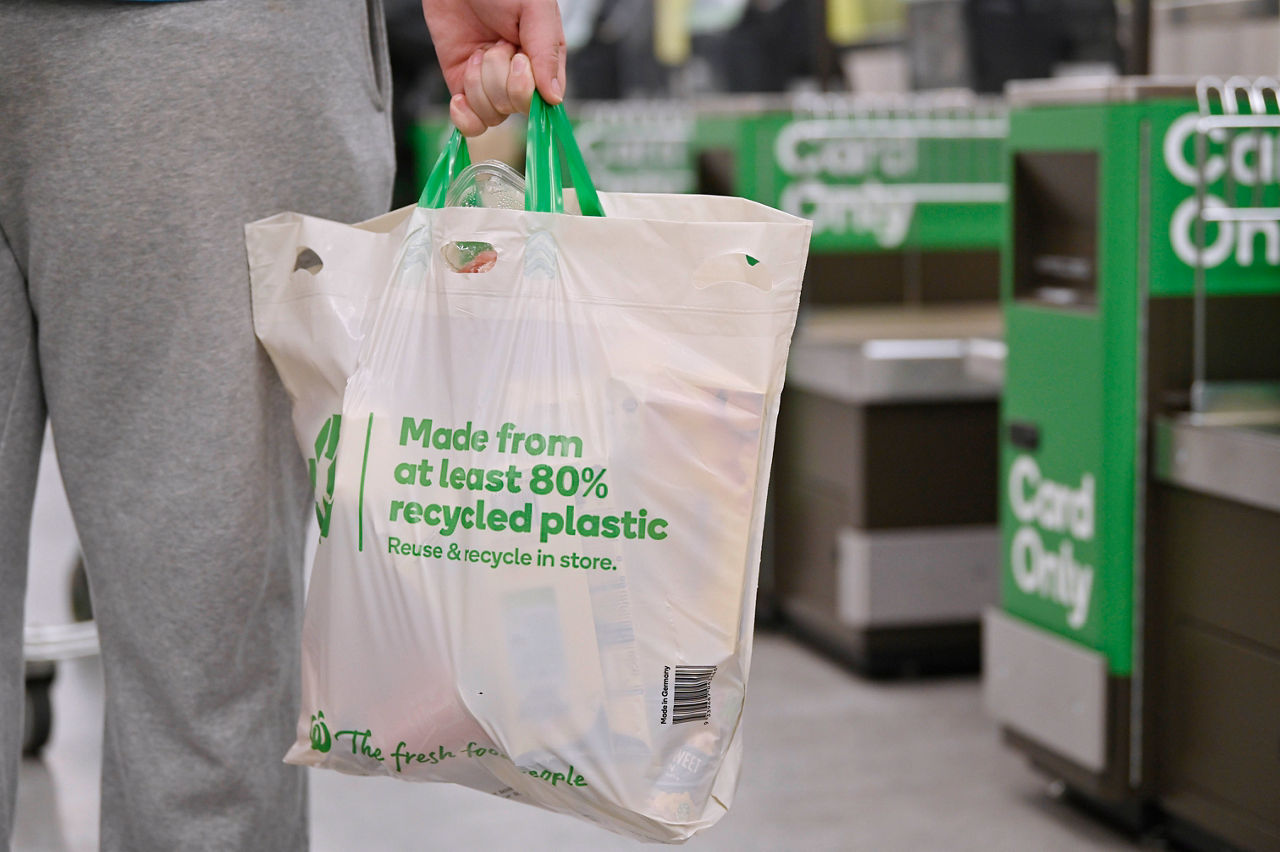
247;98;810;843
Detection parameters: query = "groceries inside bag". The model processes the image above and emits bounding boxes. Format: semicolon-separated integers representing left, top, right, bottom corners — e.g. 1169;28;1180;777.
248;100;811;843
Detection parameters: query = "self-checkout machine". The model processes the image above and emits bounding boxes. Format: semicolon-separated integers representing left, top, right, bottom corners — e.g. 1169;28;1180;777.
742;93;1010;674
984;76;1280;845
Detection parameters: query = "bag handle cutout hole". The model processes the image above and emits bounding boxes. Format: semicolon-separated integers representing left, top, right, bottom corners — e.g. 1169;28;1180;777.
693;252;772;291
443;240;498;274
294;248;324;275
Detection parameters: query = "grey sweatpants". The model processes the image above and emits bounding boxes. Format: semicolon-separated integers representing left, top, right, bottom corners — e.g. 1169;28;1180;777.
0;1;394;848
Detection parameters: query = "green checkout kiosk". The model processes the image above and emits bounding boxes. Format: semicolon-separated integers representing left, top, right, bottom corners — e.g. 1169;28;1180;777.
984;78;1280;852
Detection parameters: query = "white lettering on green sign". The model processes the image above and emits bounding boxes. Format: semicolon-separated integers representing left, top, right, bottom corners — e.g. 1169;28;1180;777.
779;180;1007;248
1163;112;1280;269
775;120;920;179
1008;455;1095;630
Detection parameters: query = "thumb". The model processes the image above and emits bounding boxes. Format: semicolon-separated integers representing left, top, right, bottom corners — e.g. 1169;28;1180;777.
518;0;566;104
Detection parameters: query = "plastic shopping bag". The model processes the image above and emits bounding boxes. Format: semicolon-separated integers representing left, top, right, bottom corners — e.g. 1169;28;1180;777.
247;99;811;843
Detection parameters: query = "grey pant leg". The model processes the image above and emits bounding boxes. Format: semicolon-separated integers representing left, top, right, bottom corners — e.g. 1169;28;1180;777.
0;228;45;842
0;1;394;849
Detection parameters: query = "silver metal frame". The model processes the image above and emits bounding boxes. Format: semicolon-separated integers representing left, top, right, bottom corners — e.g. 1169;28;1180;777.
836;526;1000;629
1131;116;1153;789
1154;412;1280;514
787;334;1003;403
983;608;1110;773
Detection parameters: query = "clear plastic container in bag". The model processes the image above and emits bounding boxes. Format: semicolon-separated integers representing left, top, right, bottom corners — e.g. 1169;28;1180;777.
445;160;526;210
441;160;526;273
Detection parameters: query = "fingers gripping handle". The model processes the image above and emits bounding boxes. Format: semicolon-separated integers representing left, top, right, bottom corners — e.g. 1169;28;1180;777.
419;95;602;217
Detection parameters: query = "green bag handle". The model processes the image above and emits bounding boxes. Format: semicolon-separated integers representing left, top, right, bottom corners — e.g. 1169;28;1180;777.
418;94;603;217
420;127;472;209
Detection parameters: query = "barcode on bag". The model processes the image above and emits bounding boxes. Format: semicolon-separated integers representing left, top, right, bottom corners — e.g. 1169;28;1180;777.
671;665;716;724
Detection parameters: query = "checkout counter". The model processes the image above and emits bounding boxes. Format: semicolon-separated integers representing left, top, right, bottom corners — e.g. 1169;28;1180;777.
754;94;1009;674
775;306;1002;675
1151;411;1280;852
983;76;1280;852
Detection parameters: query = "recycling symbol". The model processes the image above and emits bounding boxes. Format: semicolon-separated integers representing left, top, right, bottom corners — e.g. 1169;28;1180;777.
309;414;341;538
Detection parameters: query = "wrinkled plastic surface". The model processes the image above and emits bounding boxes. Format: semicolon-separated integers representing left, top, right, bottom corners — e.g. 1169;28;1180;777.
247;191;810;843
246;206;414;458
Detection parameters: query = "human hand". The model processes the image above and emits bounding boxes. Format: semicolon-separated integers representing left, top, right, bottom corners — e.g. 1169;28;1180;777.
421;0;567;136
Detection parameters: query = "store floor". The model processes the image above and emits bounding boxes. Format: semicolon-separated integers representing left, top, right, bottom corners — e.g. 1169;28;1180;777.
13;631;1148;852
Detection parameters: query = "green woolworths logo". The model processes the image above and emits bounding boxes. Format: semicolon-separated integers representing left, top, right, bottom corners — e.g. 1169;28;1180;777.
309;415;341;538
310;711;332;753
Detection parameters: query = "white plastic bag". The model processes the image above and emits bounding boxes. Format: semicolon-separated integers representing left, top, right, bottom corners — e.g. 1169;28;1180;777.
247;104;810;843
